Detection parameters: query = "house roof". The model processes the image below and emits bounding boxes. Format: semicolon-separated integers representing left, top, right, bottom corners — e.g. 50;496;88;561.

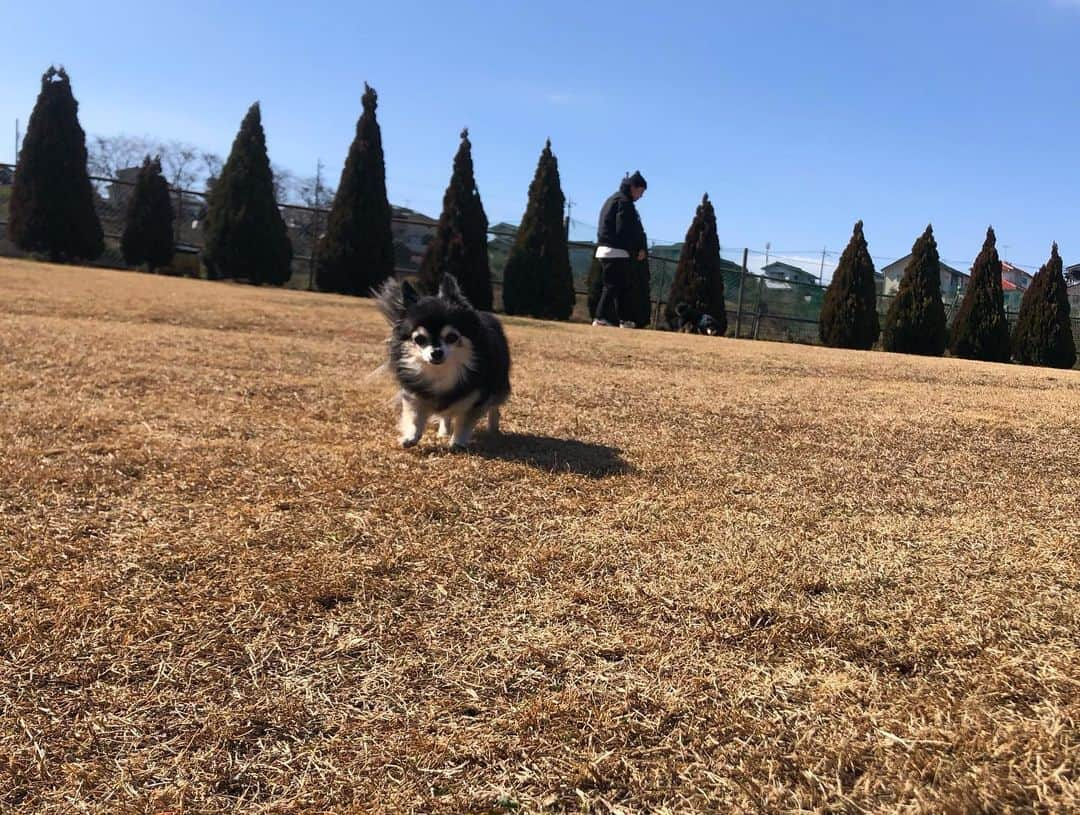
762;261;812;275
390;206;437;225
1001;278;1019;291
881;253;967;279
1001;260;1031;278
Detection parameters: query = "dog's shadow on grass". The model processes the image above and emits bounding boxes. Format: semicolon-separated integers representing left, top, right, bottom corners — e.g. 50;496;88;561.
468;432;632;478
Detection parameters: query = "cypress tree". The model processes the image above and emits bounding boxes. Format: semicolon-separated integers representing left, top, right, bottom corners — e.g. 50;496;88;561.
663;194;727;334
9;66;103;262
819;220;880;349
502;140;575;319
315;83;394;295
121;155;174;271
1012;243;1076;369
950;226;1010;362
202;103;292;285
417;129;492;310
882;225;947;356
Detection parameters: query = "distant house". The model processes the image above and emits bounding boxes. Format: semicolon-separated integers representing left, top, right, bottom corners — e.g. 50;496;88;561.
881;254;968;299
487;221;518;248
390;206;437;266
993;261;1033;311
0;166;13;185
1000;260;1033;292
108;166;141;207
110;166;205;226
1066;263;1080;286
762;261;818;287
486;221;517;283
1068;282;1080;314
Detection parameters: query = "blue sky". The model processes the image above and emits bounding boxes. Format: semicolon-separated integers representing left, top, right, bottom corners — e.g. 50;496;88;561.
2;0;1078;278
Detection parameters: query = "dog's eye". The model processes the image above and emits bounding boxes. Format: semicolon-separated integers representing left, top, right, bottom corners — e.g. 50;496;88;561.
444;332;460;345
413;334;429;347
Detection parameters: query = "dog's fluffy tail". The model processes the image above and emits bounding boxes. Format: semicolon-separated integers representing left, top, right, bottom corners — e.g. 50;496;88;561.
373;278;404;325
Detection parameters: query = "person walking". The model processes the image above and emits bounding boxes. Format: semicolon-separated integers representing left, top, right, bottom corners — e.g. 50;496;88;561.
593;171;647;328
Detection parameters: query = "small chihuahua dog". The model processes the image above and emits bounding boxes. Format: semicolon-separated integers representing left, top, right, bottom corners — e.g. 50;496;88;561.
375;274;511;450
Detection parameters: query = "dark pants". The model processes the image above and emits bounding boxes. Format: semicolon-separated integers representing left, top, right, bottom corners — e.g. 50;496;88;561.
596;257;631;325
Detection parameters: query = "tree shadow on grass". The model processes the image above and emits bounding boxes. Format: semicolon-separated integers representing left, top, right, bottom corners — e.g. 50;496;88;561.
469;432;632;478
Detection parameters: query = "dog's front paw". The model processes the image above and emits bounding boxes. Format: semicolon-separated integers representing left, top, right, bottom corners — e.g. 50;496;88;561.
449;441;470;453
400;435;421;449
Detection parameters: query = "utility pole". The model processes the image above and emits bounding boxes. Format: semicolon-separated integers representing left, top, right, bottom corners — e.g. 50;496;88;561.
819;246;827;286
14;119;20;163
564;197;574;239
308;158;324;291
765;241;771;267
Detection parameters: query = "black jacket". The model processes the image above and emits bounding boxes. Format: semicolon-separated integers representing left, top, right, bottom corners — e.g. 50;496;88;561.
597;183;647;255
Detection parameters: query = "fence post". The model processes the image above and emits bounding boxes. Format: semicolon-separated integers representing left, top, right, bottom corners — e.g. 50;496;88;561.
735;247;748;338
307;209;320;291
175;189;184;244
752;274;764;340
652;253;670;329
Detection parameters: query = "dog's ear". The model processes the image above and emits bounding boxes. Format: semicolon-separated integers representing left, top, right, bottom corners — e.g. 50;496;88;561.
438;273;472;307
374;277;415;325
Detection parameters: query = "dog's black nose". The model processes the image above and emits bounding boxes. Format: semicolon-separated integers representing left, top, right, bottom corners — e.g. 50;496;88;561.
429;347;445;363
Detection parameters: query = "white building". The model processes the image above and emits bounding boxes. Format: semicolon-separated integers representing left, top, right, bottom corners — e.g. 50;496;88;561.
880;255;968;298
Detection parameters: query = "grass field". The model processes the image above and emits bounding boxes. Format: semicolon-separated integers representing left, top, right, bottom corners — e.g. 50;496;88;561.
1;258;1077;814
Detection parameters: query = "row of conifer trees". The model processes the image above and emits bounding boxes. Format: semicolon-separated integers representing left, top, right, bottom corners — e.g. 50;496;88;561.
6;66;1076;367
817;221;1075;369
627;190;1074;369
6;66;576;317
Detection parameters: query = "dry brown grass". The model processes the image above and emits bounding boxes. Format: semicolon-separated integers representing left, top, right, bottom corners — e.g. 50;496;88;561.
1;258;1078;814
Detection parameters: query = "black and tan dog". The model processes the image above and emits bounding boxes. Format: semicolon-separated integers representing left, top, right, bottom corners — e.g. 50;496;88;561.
675;303;724;336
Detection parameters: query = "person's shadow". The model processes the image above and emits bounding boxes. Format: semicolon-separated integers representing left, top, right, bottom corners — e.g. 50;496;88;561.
468;432;631;478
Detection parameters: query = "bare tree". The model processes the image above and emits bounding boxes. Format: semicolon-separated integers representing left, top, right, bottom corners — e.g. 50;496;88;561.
157;142;201;241
159;141;199;192
201;152;223;181
200;151;224;192
291;160;336;290
271;163;297;205
87;134;154;180
295;172;336;210
89;134;221;191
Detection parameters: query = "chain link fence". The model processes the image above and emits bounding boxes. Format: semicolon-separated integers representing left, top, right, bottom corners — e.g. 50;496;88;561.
2;162;1078;349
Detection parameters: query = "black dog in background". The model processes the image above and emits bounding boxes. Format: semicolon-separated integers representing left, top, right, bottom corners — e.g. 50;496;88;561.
675;303;724;336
